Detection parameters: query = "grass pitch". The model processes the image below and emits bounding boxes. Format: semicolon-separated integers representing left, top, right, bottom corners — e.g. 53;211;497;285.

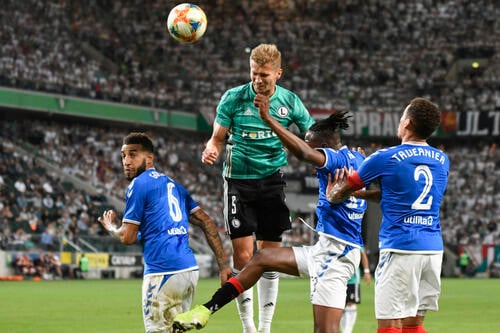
0;277;498;332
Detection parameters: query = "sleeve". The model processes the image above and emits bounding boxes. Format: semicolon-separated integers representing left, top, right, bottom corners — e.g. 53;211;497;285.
356;151;388;187
214;90;235;128
122;179;146;225
292;95;315;132
317;148;340;170
175;182;200;214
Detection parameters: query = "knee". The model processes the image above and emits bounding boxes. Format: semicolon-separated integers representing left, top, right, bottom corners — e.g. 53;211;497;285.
251;249;274;268
233;250;254;268
252;249;266;262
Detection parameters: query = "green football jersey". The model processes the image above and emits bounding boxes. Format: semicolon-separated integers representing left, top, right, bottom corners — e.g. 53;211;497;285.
215;83;314;179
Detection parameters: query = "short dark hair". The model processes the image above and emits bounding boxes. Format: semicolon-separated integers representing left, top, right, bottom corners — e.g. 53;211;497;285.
123;132;154;153
406;97;440;139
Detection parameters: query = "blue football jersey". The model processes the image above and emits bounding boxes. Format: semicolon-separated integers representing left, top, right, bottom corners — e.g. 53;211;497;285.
122;168;199;276
357;143;449;252
315;146;366;247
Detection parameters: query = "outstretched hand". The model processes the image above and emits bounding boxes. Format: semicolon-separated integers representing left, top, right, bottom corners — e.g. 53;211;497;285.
98;210;118;232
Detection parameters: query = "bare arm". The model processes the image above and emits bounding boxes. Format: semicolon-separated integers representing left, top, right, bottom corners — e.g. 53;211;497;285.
189;208;232;285
98;210;139;245
202;122;229;165
352;189;381;202
255;94;325;166
360;250;371;284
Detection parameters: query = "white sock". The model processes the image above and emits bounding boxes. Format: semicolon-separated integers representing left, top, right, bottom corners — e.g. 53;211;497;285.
340;304;357;333
340;308;346;331
236;288;256;333
233;268;256;333
257;271;279;333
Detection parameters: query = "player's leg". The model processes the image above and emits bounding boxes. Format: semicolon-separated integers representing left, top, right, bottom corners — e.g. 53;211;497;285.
313;305;344;333
375;252;403;332
255;240;281;333
142;271;198;333
341;282;360;333
232;236;258;333
376;252;432;333
341;303;357;333
376;325;403;333
254;172;291;333
173;247;299;331
401;252;443;333
209;247;299;312
239;247;299;286
224;177;259;333
297;236;359;333
401;315;426;333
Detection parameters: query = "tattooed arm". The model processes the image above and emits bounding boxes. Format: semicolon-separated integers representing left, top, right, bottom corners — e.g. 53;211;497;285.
189;208;232;285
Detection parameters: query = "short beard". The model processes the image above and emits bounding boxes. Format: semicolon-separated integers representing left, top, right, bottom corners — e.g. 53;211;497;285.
126;159;147;181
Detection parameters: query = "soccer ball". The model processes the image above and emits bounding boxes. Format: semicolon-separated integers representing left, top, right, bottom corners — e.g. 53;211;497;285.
167;3;207;44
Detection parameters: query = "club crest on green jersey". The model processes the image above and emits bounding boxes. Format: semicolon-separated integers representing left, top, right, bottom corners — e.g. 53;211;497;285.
277;106;289;117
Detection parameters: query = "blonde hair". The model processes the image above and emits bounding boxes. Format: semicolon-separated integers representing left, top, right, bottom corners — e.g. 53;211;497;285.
250;44;281;69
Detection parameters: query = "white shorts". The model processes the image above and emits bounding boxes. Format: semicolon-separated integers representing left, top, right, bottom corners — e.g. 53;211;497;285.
142;270;199;333
293;235;360;309
375;251;443;319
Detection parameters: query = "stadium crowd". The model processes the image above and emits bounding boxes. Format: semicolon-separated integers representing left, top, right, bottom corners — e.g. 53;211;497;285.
0;119;224;243
1;118;498;257
1;0;499;116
